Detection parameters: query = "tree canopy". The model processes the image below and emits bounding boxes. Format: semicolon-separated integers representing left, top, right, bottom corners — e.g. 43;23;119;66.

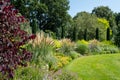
92;6;116;28
73;12;109;40
115;13;120;26
11;0;70;34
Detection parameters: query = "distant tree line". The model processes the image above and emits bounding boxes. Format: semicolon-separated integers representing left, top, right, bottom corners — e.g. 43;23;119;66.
72;6;120;47
11;1;120;47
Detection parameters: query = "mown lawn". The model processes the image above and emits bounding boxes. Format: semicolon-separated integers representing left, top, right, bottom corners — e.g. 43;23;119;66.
64;54;120;80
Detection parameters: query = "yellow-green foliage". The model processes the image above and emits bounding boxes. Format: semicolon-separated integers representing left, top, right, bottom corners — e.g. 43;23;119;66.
101;40;113;45
75;40;89;55
97;18;109;29
110;29;112;35
54;39;61;49
52;53;72;70
78;39;88;45
97;18;110;40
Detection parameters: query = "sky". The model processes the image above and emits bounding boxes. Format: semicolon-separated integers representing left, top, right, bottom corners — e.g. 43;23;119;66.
68;0;120;17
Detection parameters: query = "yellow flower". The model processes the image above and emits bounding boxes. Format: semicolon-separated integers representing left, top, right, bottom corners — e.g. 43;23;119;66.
54;40;61;48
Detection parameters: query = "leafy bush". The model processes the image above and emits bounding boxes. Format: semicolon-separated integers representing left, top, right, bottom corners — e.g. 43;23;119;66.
101;41;113;45
99;42;119;54
59;39;75;55
54;39;62;51
0;73;7;80
89;40;119;54
45;54;57;70
13;65;44;80
20;22;32;34
52;53;72;71
0;1;35;78
53;70;78;80
75;40;89;55
69;51;81;59
88;39;100;53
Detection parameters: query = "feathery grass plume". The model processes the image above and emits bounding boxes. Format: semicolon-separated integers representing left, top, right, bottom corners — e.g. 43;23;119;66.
59;38;75;55
27;31;56;68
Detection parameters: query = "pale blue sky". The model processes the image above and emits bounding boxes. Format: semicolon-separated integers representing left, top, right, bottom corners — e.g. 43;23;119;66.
68;0;120;17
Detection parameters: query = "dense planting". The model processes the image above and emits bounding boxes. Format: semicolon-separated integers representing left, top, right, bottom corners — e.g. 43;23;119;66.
1;0;120;80
0;0;35;78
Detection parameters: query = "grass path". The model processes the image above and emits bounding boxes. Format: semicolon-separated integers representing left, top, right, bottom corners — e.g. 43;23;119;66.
64;54;120;80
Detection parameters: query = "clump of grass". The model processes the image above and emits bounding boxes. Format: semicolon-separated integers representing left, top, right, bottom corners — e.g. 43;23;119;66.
88;39;100;53
27;31;56;68
59;38;75;55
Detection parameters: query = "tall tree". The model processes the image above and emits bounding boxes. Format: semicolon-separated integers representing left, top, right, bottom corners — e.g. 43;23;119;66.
92;6;112;19
11;0;70;35
114;13;120;47
115;13;120;26
73;11;109;40
11;0;48;33
92;6;117;37
114;23;120;47
92;6;115;26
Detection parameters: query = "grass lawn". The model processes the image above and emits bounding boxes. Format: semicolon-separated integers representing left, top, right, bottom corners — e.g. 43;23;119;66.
64;54;120;80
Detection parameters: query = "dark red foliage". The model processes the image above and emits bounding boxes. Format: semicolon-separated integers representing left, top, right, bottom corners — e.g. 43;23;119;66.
0;0;35;79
